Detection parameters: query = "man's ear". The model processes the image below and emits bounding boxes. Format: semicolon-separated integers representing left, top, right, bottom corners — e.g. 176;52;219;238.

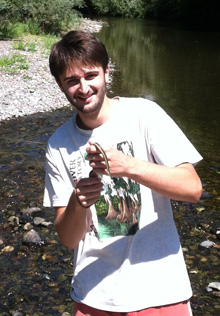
105;65;110;83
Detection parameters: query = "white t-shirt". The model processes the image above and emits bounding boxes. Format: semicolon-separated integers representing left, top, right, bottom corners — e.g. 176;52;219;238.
44;97;202;312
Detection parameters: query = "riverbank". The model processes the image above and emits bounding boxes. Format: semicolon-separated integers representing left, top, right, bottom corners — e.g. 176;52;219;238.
0;18;107;122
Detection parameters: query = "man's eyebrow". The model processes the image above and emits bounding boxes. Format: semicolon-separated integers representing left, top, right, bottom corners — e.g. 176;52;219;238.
64;70;100;82
84;70;100;76
64;75;78;82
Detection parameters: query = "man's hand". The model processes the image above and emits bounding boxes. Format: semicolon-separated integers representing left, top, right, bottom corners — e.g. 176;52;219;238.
75;175;103;208
54;174;103;249
86;141;128;177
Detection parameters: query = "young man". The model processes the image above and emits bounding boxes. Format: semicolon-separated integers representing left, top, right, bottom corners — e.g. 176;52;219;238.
43;30;203;316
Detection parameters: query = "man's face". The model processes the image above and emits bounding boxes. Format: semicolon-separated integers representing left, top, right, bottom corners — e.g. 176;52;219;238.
58;63;109;115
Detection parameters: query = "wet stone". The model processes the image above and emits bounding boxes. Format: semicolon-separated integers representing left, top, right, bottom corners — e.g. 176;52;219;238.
33;216;45;225
21;207;41;215
19;215;32;224
43;273;51;280
23;222;33;230
8;216;19;226
200;240;215;248
2;245;14;252
41;221;53;227
22;229;42;245
201;191;212;199
210;225;220;240
11;311;24;316
0;236;4;246
207;282;220;291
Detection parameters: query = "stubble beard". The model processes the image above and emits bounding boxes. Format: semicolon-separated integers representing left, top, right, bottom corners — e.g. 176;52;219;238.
67;84;107;115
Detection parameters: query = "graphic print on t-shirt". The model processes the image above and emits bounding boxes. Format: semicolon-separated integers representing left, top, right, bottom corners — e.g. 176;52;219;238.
95;141;141;239
69;141;141;239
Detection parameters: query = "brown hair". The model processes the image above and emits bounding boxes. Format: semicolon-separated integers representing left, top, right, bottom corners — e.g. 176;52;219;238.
49;31;109;82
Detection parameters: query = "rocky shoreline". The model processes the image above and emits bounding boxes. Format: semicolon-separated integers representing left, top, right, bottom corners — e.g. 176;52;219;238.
0;18;107;122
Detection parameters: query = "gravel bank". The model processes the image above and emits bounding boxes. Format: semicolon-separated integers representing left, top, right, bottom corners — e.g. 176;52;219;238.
0;19;106;122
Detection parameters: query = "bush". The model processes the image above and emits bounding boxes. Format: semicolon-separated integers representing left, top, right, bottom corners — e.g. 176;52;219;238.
0;0;84;36
86;0;220;29
90;0;147;18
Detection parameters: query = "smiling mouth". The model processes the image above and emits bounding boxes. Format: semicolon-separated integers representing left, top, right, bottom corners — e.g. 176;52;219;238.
77;94;95;102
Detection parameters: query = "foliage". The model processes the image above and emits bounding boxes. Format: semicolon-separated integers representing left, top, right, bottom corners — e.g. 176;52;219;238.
95;196;108;216
89;0;147;18
84;0;220;28
0;0;84;36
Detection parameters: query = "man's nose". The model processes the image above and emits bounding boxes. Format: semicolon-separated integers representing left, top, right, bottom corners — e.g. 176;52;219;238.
79;78;89;94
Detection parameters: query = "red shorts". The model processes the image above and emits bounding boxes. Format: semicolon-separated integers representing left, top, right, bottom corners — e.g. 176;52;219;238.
73;300;193;316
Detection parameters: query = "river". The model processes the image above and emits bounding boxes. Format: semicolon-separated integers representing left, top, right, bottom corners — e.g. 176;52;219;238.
0;17;219;316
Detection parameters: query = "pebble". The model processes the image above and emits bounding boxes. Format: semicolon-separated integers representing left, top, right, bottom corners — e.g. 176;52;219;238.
22;229;42;245
43;273;51;280
0;236;4;245
200;240;215;248
207;282;220;291
41;221;53;227
210;225;220;240
33;216;52;227
8;215;19;226
23;222;33;230
0;19;106;122
1;245;14;252
12;311;24;316
201;191;212;199
33;216;45;225
21;207;41;215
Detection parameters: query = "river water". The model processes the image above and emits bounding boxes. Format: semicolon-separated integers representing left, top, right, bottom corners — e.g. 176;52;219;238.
0;18;220;316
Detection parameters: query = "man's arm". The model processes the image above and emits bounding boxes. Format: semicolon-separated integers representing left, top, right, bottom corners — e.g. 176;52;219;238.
55;176;103;249
126;158;202;203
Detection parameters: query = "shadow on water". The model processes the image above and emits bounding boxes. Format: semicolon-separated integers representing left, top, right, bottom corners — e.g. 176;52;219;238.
0;18;220;315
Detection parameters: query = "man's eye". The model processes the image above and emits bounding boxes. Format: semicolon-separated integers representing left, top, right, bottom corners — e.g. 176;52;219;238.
67;79;78;85
86;74;97;80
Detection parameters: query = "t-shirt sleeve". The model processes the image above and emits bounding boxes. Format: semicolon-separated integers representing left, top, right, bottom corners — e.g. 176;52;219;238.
43;141;73;208
144;102;202;167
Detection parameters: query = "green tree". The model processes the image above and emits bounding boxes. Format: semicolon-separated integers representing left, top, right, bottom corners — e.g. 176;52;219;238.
0;0;84;35
84;0;220;29
90;0;147;18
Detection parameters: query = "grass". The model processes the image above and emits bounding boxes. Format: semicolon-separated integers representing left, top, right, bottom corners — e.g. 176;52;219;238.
0;34;59;74
12;35;58;55
37;35;58;55
0;53;29;73
12;40;37;52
